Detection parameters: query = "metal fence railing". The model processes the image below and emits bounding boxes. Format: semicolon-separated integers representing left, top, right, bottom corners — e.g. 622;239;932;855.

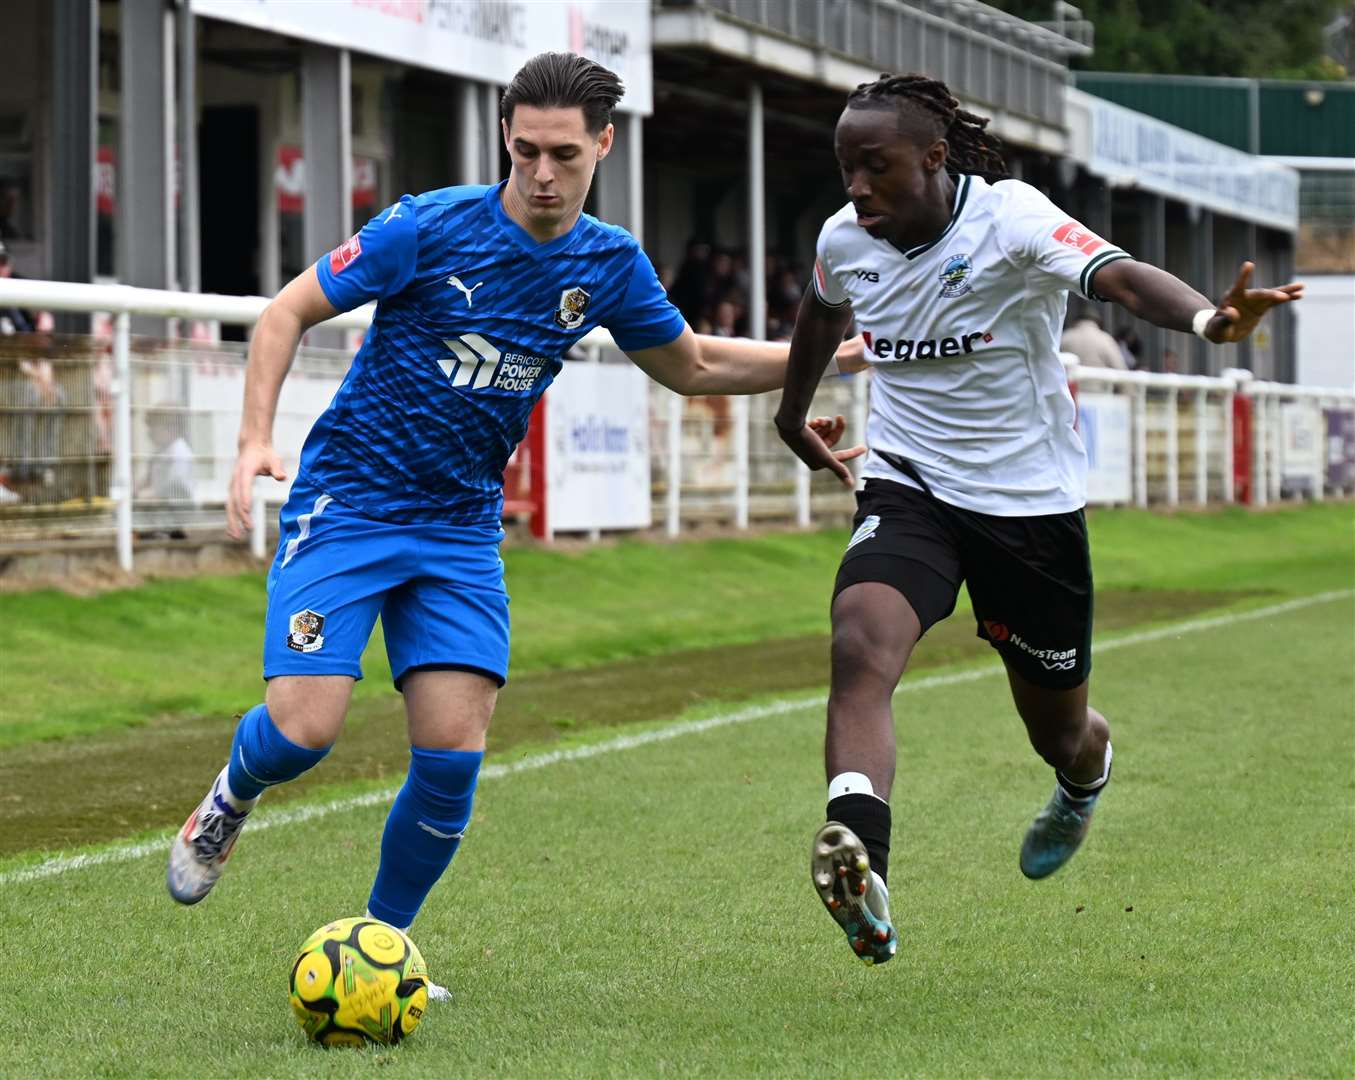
1;279;1352;574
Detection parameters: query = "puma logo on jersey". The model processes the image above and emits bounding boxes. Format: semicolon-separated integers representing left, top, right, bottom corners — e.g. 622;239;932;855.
447;275;484;307
863;330;993;361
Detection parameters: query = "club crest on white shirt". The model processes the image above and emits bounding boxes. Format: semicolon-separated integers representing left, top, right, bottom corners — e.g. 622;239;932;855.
938;253;974;298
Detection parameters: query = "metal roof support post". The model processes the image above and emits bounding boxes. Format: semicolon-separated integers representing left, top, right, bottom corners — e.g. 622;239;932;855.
484;83;501;183
302;44;352;347
459;80;481;186
1190;207;1213;375
176;1;200;295
738;80;766;531
627;113;644;248
1141;193;1166;370
120;0;173;334
51;0;97;331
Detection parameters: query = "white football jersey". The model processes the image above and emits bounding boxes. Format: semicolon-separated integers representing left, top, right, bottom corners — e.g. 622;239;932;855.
813;174;1132;516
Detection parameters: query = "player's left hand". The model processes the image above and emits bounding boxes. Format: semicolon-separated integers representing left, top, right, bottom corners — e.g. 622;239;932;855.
834;333;869;374
1205;261;1304;344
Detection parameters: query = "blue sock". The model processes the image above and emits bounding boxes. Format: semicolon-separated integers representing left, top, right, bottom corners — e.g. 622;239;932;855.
367;746;484;929
226;704;331;802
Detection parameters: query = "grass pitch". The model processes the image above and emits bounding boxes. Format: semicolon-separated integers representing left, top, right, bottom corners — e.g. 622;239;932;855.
0;506;1351;1077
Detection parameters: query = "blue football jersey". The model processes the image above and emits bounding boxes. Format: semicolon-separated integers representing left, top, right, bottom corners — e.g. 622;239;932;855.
304;183;686;524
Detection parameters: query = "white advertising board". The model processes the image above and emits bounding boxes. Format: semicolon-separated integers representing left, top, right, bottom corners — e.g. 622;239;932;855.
546;363;651;532
1066;89;1299;232
1077;391;1132;505
191;0;653;113
1280;401;1323;493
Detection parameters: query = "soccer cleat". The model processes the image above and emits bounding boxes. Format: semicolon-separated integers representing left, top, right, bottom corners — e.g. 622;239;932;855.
167;768;253;905
811;821;897;965
1020;785;1099;880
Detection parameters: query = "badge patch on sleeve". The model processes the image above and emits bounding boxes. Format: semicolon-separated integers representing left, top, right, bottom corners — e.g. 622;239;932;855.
1051;221;1106;257
328;234;362;274
287;609;326;653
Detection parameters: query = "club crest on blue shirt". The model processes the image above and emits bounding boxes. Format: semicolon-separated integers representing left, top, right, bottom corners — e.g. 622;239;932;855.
938;253;974;298
554;286;591;330
287;609;326;653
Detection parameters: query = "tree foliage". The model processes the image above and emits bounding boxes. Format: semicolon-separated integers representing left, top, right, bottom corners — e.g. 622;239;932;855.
991;0;1349;80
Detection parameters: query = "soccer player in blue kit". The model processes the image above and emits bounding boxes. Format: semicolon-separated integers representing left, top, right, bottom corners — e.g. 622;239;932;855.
166;52;863;990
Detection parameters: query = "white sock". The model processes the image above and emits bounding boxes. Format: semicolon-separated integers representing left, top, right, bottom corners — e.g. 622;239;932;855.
215;766;259;814
827;771;887;803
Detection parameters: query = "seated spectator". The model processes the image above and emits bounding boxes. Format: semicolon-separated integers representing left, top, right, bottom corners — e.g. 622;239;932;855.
1061;311;1126;370
138;406;196;503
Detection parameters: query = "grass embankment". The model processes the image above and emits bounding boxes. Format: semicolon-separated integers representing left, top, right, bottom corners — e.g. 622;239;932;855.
2;502;1351;748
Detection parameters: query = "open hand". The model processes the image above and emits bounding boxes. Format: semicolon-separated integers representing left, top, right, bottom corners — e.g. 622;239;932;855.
226;442;287;539
776;413;865;488
1205;261;1304;344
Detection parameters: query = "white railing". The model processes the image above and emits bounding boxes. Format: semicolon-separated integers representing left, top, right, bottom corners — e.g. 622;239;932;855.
1;279;1351;574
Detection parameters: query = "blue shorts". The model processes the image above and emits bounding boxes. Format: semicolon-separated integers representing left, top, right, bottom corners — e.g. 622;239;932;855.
263;483;510;688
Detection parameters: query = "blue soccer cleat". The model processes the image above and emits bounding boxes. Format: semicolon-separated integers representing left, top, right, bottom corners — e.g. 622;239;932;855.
811;822;897;965
167;768;252;905
1020;786;1099;880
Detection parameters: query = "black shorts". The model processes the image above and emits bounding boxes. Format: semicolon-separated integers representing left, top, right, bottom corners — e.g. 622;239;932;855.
834;479;1093;690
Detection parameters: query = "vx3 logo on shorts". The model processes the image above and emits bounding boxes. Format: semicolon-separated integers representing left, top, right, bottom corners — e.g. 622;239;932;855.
985;620;1079;670
438;334;549;392
447;274;484;307
847;514;881;550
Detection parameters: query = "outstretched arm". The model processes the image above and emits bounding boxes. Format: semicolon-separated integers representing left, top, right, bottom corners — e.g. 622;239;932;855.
624;324;866;396
772;287;862;488
1092;259;1303;344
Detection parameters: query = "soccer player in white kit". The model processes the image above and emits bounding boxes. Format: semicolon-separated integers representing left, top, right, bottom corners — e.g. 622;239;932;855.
775;74;1303;965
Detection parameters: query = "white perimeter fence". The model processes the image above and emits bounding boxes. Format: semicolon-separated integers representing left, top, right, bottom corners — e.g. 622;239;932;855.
1;278;1351;573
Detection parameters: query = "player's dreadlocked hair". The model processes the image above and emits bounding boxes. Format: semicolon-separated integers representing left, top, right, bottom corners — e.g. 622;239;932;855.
501;52;625;135
846;73;1008;180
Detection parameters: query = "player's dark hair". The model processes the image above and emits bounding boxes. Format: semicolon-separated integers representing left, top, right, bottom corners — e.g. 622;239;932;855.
846;73;1008;179
501;52;624;135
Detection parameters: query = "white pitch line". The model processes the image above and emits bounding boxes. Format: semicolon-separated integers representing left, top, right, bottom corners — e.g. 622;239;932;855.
2;588;1349;889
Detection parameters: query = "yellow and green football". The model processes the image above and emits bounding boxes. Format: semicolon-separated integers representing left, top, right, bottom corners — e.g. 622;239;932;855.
288;917;430;1047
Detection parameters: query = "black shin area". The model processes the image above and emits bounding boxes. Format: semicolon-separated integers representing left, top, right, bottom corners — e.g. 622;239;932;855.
826;793;892;884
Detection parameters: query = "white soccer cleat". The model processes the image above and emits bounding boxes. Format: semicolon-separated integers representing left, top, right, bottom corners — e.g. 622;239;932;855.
167;768;252;905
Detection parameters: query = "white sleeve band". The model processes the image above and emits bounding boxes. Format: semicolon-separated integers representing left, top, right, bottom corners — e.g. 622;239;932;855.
1192;308;1215;341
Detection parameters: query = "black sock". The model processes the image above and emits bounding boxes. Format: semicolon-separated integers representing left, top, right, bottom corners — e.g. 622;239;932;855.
826;793;891;884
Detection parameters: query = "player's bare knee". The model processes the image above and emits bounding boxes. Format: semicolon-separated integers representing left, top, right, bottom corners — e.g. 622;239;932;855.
265;676;351;750
830;619;909;692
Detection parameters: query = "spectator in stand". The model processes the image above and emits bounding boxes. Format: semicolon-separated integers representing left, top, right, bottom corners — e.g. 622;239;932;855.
669;240;712;323
1061;311;1127;369
138;405;196;504
0;239;35;335
1114;325;1141;370
1;240;62;497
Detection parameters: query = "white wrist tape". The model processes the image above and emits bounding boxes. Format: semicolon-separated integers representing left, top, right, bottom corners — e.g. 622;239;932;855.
823;356;841;377
1192;308;1215;341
